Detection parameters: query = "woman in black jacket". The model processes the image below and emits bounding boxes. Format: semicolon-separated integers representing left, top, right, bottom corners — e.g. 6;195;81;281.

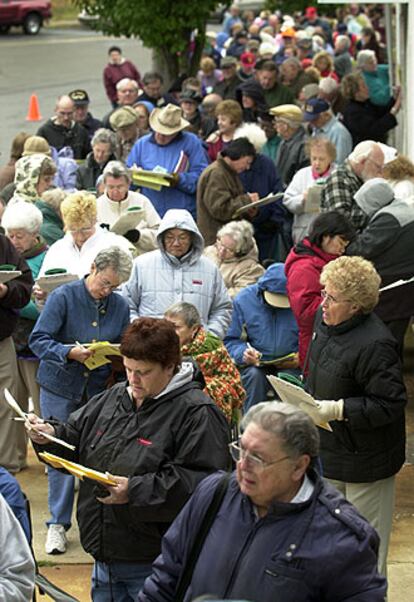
304;255;406;578
27;317;230;601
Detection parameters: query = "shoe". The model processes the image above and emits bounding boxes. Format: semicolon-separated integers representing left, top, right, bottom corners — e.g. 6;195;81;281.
45;524;67;554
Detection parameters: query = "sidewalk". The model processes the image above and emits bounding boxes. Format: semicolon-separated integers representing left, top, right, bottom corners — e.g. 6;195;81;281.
15;344;414;601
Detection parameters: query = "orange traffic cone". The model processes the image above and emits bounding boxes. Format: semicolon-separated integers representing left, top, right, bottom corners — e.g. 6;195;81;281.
26;94;42;121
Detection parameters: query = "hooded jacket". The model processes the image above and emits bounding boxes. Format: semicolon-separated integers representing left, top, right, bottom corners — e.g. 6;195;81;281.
285;239;337;370
235;79;268;122
224;263;298;364
13;154;51;202
34;363;230;563
122;209;232;338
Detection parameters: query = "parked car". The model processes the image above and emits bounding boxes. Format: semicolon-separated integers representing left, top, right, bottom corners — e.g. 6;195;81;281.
0;0;51;35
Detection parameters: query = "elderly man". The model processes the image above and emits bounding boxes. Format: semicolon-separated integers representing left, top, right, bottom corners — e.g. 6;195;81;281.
225;263;298;411
68;89;102;141
97;160;160;255
303;97;353;164
126;104;209;219
280;57;318;99
318;77;348;116
37;95;90;160
334;35;353;80
321;140;385;231
271;104;309;189
109;106;140;162
213;56;241;101
122;209;232;338
138;72;177;108
138;402;387;602
102;78;140;129
76;128;117;191
103;45;141;108
257;61;294;108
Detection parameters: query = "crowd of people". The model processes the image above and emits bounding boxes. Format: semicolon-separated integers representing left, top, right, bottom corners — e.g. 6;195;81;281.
0;3;411;601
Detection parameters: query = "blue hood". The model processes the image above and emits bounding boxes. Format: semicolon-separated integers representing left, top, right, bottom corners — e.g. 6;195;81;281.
257;262;288;295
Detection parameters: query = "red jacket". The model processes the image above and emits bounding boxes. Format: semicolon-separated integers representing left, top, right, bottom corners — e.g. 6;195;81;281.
103;60;141;104
284;239;337;372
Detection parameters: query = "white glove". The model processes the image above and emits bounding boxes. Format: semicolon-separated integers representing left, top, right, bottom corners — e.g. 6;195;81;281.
299;399;344;424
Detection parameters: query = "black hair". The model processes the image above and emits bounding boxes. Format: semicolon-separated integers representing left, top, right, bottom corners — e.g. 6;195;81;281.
308;211;356;247
221;137;256;160
108;46;122;54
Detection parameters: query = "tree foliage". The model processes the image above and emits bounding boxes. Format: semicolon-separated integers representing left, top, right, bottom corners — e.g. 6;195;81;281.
74;0;229;81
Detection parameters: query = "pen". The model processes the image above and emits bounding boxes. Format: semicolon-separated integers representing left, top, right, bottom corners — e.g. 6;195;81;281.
247;342;262;358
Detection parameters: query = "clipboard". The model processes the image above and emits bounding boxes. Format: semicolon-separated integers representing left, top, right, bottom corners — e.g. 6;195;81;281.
39;452;117;486
0;270;22;284
36;272;78;293
110;206;144;235
267;375;332;432
303;185;322;214
232;192;284;218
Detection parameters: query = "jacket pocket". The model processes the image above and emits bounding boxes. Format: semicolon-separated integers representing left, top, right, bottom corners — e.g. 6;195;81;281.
262;562;310;601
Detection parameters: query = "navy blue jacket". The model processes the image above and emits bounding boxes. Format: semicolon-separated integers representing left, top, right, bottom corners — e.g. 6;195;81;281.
138;471;386;601
29;278;129;401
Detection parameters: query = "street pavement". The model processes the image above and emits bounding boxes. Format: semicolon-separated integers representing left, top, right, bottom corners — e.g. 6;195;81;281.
0;24;152;162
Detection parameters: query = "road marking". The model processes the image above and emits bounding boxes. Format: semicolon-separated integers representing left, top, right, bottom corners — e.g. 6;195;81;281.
0;35;117;49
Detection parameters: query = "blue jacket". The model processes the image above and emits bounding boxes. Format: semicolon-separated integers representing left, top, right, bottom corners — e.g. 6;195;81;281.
225;263;298;364
126;132;209;219
0;468;30;542
29;278;130;402
138;471;386;602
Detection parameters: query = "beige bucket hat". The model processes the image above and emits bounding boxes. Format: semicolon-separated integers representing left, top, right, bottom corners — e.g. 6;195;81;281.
149;104;190;136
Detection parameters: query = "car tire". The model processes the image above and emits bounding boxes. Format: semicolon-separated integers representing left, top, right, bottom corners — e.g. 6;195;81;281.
23;12;42;35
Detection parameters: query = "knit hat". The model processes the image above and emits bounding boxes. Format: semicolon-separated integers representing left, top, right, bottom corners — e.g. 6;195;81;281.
22;136;51;156
109;106;138;130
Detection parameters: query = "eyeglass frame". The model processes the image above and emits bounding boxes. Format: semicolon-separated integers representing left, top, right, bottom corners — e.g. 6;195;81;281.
321;289;351;305
229;440;291;472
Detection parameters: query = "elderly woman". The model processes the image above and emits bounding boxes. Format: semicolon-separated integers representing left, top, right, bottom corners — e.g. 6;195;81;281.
206;99;243;161
204;220;264;298
285;212;355;373
36;188;66;245
27;317;229;596
356;49;391;106
383;155;414;200
37;191;132;283
304;255;406;577
97;160;160;255
137;402;386;602
283;137;337;243
1;201;47;466
164;301;245;424
76;128;117;191
10;153;57;204
341;72;400;147
312;51;339;81
29;246;132;555
197;137;259;246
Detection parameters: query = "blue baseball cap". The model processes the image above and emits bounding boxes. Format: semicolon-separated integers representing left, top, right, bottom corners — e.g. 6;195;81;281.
303;97;330;121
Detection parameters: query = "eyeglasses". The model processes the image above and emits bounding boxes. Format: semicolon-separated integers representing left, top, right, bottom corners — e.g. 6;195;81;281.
321;289;350;305
229;440;290;472
216;239;236;255
164;234;191;244
96;274;120;292
68;226;94;235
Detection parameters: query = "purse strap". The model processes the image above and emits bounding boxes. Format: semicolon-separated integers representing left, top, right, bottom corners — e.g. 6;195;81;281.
175;472;231;602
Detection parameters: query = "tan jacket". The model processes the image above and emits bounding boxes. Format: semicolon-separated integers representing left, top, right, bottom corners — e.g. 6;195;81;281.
204;243;264;298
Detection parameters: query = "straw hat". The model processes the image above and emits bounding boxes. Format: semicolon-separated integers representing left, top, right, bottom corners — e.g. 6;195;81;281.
149;104;190;136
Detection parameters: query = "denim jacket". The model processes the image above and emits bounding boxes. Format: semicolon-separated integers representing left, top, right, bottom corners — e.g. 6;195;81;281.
29;278;130;401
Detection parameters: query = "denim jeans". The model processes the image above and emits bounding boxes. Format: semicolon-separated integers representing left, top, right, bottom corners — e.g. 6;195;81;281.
91;561;153;601
240;366;276;412
40;388;78;529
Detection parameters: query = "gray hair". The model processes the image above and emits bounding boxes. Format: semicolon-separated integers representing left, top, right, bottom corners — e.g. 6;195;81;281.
282;57;302;69
318;76;338;95
103;160;131;183
42;188;67;212
164;301;201;328
93;246;133;282
356;49;376;69
241;402;320;460
348;140;378;164
91;128;116;150
116;78;139;91
335;35;351;51
217;220;255;256
2;201;43;233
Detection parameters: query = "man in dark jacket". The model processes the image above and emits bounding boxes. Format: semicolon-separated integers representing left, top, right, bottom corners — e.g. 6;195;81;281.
37;95;90;160
138;402;386;601
28;317;230;600
213;56;242;101
0;234;33;472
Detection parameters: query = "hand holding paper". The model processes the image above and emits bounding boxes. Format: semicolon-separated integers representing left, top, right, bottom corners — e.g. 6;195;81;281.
299;399;344;424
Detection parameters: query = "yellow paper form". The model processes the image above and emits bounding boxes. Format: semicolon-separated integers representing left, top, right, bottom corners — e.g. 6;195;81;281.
84;341;122;370
39;452;117;486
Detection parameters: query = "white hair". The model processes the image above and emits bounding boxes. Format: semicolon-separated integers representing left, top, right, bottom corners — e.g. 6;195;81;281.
318;77;338;94
2;200;43;233
348;140;378;164
335;35;351;51
233;123;267;152
357;49;376;69
116;78;139;91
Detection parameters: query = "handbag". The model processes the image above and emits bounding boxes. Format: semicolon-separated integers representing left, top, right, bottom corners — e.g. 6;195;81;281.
174;472;230;602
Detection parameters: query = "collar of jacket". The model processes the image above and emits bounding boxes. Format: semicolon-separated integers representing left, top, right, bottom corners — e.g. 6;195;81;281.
323;311;368;336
